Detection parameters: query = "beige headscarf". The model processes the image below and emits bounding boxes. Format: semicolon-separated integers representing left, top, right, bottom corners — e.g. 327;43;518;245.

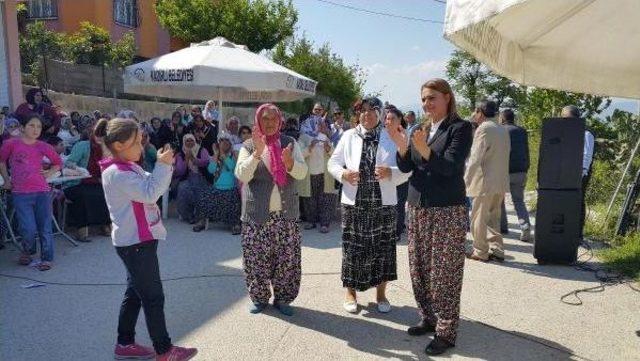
182;133;201;159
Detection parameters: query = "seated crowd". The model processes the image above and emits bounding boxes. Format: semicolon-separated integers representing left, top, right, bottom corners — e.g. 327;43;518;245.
0;88;264;270
0;87;353;271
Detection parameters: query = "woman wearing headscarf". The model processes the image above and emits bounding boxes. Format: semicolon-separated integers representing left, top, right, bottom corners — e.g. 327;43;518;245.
168;111;186;148
235;103;308;316
203;100;220;123
386;79;473;356
298;111;336;233
76;115;95;141
328;97;410;314
192;133;241;234
235;125;252;152
1;117;21;143
187;114;217;154
172;133;211;224
149;117;173;150
15;88;61;138
64;121;112;242
224;116;243;146
57;116;80;153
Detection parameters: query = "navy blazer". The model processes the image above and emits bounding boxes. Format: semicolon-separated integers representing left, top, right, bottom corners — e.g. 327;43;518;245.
397;114;473;208
503;123;530;174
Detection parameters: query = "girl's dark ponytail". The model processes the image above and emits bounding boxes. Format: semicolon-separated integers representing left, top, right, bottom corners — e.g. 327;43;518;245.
94;118;109;138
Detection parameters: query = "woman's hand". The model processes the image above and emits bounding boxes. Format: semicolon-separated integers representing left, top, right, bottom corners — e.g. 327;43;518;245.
40;168;58;179
374;166;391;181
342;169;360;186
324;141;332;154
158;145;175;165
252;126;266;158
385;118;408;155
412;129;431;160
282;143;294;171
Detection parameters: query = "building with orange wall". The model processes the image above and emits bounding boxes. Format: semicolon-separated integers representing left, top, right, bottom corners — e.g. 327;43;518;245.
23;0;185;59
1;0;23;108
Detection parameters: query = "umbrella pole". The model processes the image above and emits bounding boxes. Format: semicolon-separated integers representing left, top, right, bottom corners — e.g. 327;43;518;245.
218;88;223;126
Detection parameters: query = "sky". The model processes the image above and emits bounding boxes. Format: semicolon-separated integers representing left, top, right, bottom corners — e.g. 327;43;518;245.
291;0;638;117
292;0;450;114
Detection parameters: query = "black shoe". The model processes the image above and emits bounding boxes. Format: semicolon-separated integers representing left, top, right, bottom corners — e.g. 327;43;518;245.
192;224;205;232
489;253;505;263
407;320;435;336
425;336;454;356
304;223;317;230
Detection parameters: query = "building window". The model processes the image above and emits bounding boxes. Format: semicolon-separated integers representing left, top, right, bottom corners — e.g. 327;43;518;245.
27;0;58;19
114;0;138;28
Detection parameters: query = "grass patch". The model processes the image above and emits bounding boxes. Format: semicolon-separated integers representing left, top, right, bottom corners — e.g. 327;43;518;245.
598;233;640;280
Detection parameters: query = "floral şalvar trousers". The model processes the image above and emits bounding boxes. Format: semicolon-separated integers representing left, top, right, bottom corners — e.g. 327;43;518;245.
408;204;468;344
241;212;302;305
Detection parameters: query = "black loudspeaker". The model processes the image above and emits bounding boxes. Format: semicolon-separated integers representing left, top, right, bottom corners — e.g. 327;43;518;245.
537;118;585;190
534;189;581;264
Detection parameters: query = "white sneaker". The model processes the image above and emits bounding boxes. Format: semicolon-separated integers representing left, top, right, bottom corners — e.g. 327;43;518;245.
377;300;391;313
343;300;358;313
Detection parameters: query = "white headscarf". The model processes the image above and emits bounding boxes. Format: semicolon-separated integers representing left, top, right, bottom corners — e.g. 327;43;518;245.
182;133;201;159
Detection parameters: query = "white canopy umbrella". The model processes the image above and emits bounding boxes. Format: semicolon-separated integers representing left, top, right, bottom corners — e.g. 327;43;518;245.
123;37;317;104
444;0;640;99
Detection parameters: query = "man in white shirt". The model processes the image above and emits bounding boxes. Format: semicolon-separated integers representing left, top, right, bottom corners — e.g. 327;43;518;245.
561;105;594;240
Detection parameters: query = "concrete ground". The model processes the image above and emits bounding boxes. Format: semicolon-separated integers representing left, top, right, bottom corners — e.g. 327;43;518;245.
1;206;639;361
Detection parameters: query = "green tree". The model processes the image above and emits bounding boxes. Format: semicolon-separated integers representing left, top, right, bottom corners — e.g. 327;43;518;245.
446;50;524;111
18;21;65;72
518;88;611;129
110;32;137;68
64;22;112;66
155;0;297;52
272;36;365;112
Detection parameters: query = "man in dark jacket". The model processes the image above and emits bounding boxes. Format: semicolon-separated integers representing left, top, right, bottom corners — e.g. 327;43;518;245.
499;109;531;241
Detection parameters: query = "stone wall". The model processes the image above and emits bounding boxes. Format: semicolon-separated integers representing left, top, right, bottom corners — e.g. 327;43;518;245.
26;86;258;126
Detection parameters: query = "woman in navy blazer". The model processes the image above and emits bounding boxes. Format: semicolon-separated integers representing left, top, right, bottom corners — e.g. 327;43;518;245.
387;79;472;356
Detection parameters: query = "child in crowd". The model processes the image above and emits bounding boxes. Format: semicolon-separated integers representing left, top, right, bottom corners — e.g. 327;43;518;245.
95;118;197;361
0;114;62;271
46;136;67;164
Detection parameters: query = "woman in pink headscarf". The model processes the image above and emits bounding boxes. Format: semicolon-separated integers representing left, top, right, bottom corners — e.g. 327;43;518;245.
235;103;308;316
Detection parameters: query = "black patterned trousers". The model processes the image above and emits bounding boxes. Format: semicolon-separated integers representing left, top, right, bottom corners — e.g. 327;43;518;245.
408;204;468;344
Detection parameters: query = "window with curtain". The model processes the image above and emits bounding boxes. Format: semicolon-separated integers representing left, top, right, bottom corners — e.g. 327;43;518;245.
114;0;138;28
27;0;58;19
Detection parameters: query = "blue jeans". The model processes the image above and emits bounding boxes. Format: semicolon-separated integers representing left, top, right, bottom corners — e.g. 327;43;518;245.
13;192;54;262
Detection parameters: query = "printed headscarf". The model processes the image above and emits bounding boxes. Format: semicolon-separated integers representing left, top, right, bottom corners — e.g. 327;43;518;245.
254;103;287;187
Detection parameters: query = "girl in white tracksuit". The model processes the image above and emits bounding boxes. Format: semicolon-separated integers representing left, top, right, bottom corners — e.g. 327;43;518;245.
95;118;197;361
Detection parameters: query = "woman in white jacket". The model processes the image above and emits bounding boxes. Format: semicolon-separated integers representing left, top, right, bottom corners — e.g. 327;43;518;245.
328;97;410;314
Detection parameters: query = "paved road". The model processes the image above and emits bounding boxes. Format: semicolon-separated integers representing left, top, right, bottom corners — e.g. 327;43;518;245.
1;208;638;360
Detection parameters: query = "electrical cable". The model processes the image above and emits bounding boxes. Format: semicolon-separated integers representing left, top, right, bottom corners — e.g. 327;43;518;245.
559;240;640;306
0;271;342;287
389;283;596;361
313;0;444;24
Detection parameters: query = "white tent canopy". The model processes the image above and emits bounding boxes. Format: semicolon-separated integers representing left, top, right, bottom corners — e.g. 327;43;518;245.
123;37;317;103
444;0;640;99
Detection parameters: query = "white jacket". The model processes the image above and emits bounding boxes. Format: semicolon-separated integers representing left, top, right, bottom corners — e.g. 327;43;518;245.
328;128;411;206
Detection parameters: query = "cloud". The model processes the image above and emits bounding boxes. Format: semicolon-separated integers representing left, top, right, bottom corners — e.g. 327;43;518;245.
362;59;447;110
411;45;421;51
